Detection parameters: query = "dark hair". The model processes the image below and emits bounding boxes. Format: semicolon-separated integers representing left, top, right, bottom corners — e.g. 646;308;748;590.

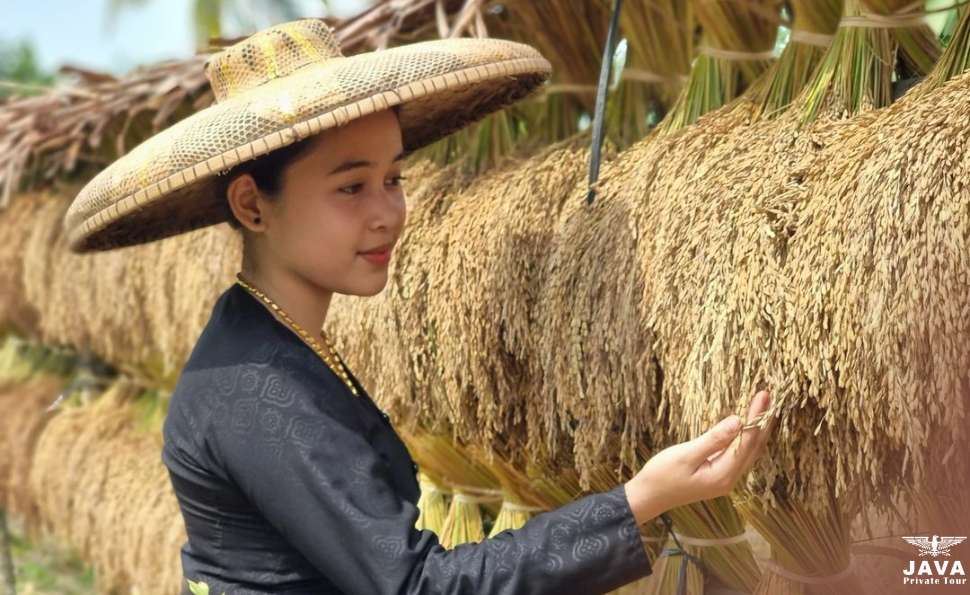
217;135;316;229
219;104;403;230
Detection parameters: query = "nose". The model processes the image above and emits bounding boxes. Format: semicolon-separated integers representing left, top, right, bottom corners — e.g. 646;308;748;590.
369;185;406;233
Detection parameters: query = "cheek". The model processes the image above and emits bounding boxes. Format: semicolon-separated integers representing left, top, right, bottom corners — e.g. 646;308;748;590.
282;201;357;258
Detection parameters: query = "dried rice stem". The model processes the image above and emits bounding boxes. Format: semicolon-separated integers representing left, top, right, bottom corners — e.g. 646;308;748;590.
660;0;781;132
800;0;941;123
734;488;863;595
415;472;451;534
607;0;694;146
660;498;761;592
428;138;590;461
924;3;970;88
27;375;184;594
754;0;842;117
0;376;65;536
0;193;43;335
440;495;487;548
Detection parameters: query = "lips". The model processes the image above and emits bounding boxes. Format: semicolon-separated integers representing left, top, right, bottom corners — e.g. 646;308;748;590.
359;241;393;255
359;241;393;266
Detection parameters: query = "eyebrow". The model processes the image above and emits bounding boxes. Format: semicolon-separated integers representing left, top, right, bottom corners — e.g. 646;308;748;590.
328;151;406;175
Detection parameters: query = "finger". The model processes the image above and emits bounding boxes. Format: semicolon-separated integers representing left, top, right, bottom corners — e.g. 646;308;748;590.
688;415;742;467
737;391;774;472
743;390;771;427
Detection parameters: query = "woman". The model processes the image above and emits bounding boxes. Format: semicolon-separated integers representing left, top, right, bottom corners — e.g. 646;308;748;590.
64;19;773;595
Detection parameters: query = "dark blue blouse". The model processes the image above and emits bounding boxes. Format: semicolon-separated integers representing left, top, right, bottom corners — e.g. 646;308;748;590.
161;282;652;594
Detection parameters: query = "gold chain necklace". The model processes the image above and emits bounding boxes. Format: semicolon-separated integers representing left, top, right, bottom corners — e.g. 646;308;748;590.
235;272;359;397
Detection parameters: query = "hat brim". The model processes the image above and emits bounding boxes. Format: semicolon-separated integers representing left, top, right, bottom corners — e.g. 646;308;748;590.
64;37;551;252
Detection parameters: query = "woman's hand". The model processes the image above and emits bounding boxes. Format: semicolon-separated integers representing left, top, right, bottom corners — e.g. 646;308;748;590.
624;390;774;524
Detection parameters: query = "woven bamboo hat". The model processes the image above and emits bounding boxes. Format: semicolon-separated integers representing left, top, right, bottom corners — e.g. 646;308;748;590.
64;19;551;252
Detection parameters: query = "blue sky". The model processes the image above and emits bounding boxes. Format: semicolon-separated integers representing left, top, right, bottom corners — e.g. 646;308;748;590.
2;0;371;75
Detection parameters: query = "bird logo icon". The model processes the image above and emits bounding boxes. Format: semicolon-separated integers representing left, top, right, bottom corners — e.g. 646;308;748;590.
903;536;967;558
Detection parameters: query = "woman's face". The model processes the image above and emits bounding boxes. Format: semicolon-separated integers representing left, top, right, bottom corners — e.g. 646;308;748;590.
235;108;407;297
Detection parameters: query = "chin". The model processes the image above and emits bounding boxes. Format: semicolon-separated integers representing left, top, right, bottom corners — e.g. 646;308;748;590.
348;275;390;297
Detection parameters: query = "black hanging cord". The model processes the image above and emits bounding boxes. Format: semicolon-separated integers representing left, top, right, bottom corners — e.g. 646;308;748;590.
585;0;623;205
657;512;708;595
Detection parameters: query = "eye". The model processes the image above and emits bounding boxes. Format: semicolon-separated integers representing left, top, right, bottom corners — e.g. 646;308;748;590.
386;175;407;187
338;183;364;195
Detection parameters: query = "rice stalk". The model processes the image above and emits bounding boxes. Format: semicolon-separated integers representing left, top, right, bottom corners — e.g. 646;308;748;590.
415;472;451;534
660;0;781;132
754;0;843;117
27;375;184;594
924;4;970;88
733;488;864;594
414;0;609;173
0;376;66;537
606;0;694;146
499;0;612;114
439;492;489;548
800;0;941;123
0;193;42;335
427;137;590;459
486;499;540;538
649;535;705;595
659;498;761;592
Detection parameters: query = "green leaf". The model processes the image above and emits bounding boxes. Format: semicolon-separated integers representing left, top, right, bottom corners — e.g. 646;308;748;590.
187;578;210;595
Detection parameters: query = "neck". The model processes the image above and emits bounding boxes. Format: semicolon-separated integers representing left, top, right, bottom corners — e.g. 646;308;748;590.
238;260;333;340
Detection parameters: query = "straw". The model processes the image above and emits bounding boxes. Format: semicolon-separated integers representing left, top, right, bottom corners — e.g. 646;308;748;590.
415;472;451;534
660;0;781;132
800;0;941;123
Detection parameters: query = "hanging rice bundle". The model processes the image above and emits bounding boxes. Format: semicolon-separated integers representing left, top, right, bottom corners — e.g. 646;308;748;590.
639;6;961;592
469;446;552;538
21;194;152;369
426;138;589;457
0;193;43;335
28;375;184;594
733;490;863;594
439;492;489;548
534;140;663;488
415;472;451;534
29;378;141;554
659;0;781;132
0;376;67;536
327;159;474;431
17;187;236;386
800;0;941;123
498;0;611;115
531;106;771;591
923;3;970;88
485;503;537;538
659;499;761;593
594;6;876;589
414;1;605;174
606;0;693;146
630;85;867;595
405;433;503;548
754;0;843;117
141;222;240;385
780;55;969;521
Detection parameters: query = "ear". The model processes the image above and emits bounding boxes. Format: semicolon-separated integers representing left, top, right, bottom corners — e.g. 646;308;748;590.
226;173;268;232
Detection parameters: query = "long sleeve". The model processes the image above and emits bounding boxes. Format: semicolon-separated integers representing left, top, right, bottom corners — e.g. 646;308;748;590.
205;355;653;595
